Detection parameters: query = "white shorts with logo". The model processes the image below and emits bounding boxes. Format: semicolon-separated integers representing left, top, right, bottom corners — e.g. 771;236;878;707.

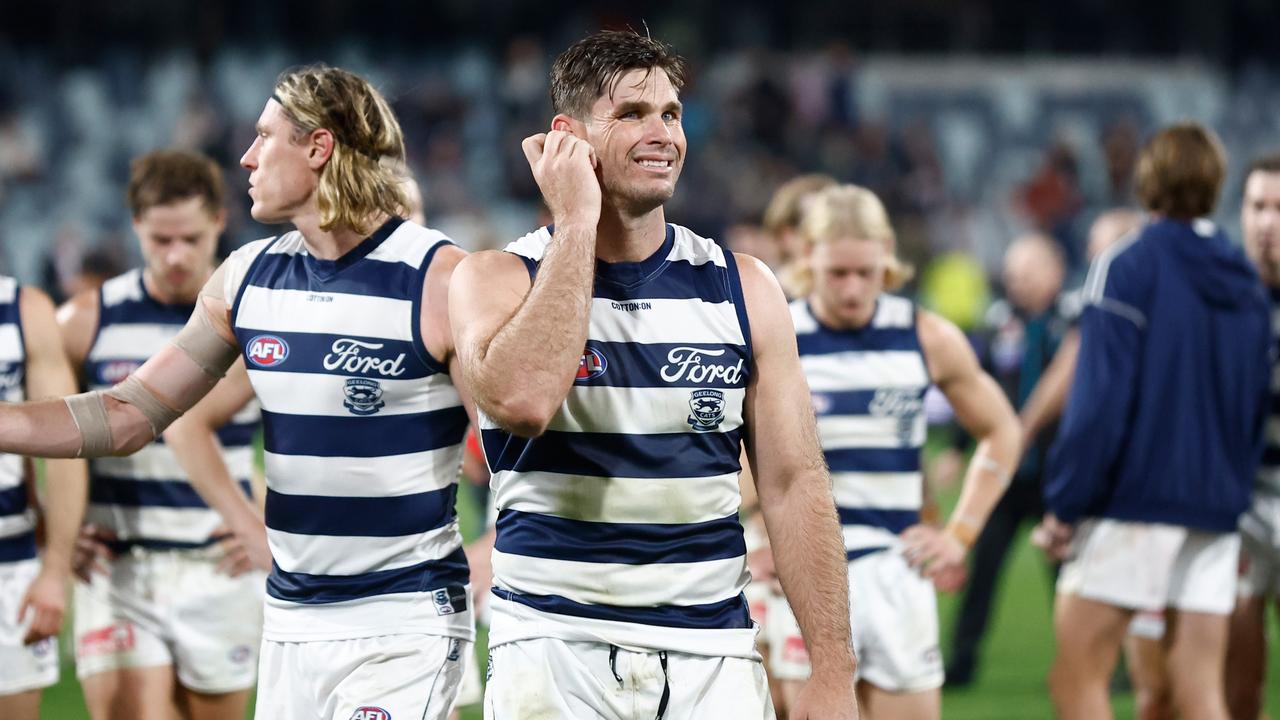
1239;493;1280;598
0;559;58;694
256;633;468;720
765;549;942;692
1057;518;1239;615
74;547;265;693
484;637;774;720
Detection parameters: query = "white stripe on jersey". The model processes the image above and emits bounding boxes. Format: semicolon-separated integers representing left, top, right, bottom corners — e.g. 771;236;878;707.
832;472;924;510
366;227;452;269
843;524;902;552
268;520;462;577
588;297;745;346
92;445;255;482
547;386;745;435
263;447;462;498
246;370;461;419
236;287;415;341
84;505;223;544
0;277;16;304
493;550;750;608
801;351;929;392
0;511;35;540
817;414;927;450
88;324;177;361
492;470;742;525
0;325;21;363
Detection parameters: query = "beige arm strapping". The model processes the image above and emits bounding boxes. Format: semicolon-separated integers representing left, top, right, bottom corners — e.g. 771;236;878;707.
64;392;113;458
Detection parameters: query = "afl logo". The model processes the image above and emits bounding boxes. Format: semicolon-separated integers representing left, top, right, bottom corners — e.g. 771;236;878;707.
575;346;607;383
246;335;289;368
350;708;391;720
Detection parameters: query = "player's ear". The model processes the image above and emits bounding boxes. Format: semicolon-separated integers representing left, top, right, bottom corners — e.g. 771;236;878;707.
551;114;586;139
307;128;336;169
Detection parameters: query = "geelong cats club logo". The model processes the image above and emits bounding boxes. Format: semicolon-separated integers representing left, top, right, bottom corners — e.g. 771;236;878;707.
687;389;726;431
343;378;385;416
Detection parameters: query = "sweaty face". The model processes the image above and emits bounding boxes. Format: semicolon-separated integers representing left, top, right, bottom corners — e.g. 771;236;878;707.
240;99;319;225
582;68;687;215
1243;170;1280;285
809;238;885;329
135;196;223;301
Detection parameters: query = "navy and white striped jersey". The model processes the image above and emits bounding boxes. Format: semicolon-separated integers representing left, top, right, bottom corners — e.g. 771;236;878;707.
484;224;756;658
792;296;929;561
228;218;471;642
84;269;260;551
0;277;33;565
1260;288;1280;496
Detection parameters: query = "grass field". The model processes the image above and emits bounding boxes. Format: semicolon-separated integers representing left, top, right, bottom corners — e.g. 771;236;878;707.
37;476;1280;719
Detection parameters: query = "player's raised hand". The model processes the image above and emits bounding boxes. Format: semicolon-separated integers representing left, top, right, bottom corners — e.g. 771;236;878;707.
213;522;272;577
521;130;601;228
71;523;117;583
900;523;967;584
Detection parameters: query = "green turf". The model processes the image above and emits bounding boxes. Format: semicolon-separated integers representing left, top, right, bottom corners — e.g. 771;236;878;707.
36;475;1280;719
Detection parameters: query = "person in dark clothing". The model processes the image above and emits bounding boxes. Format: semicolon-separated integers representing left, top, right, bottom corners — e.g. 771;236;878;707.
1036;123;1271;720
944;233;1072;686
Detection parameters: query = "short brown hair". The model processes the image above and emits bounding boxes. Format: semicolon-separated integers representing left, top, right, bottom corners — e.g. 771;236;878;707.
1246;153;1280;180
127;150;224;218
550;30;689;119
763;174;838;238
1135;122;1226;220
273;64;409;235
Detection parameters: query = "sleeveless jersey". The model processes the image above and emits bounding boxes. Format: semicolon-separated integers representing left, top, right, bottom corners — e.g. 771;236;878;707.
84;269;260;550
484;224;756;658
0;277;32;564
228;218;471;642
792;296;929;561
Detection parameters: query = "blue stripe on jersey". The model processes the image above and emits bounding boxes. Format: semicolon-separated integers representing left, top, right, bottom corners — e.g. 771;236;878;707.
837;507;919;534
796;325;921;356
241;331;432;380
262;406;468;458
591;258;734;303
482;428;743;479
243;248;418;301
266;546;469;605
847;547;885;562
574;341;748;389
0;531;37;563
495;510;745;565
811;389;893;416
0;484;26;516
216;422;259;448
824;447;922;473
492;587;754;630
90;477;252;508
722;250;754;358
98;300;194;326
265;485;457;537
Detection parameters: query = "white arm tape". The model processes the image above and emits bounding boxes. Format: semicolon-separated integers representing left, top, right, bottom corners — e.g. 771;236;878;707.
64;392;114;458
172;302;240;379
105;375;183;438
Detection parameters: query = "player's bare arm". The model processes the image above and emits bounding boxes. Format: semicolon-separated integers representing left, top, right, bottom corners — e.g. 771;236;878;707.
903;309;1022;584
1019;328;1079;444
451;130;601;437
0;266;239;460
737;253;859;720
162;358;268;576
16;286;87;644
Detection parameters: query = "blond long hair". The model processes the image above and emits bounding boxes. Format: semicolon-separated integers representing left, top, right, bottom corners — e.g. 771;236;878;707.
273;65;409;234
785;184;914;298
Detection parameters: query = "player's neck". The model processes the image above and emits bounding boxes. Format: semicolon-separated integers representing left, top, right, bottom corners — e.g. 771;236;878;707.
595;203;667;264
143;268;209;306
293;211;390;260
810;294;873;331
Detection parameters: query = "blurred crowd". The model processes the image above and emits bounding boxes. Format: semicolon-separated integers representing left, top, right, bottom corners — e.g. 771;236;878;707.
3;39;1280;317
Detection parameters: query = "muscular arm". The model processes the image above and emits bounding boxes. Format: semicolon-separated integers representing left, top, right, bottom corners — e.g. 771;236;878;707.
1019;329;1079;444
0;265;238;459
18;287;87;641
902;310;1021;579
738;255;857;686
451;130;601;437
